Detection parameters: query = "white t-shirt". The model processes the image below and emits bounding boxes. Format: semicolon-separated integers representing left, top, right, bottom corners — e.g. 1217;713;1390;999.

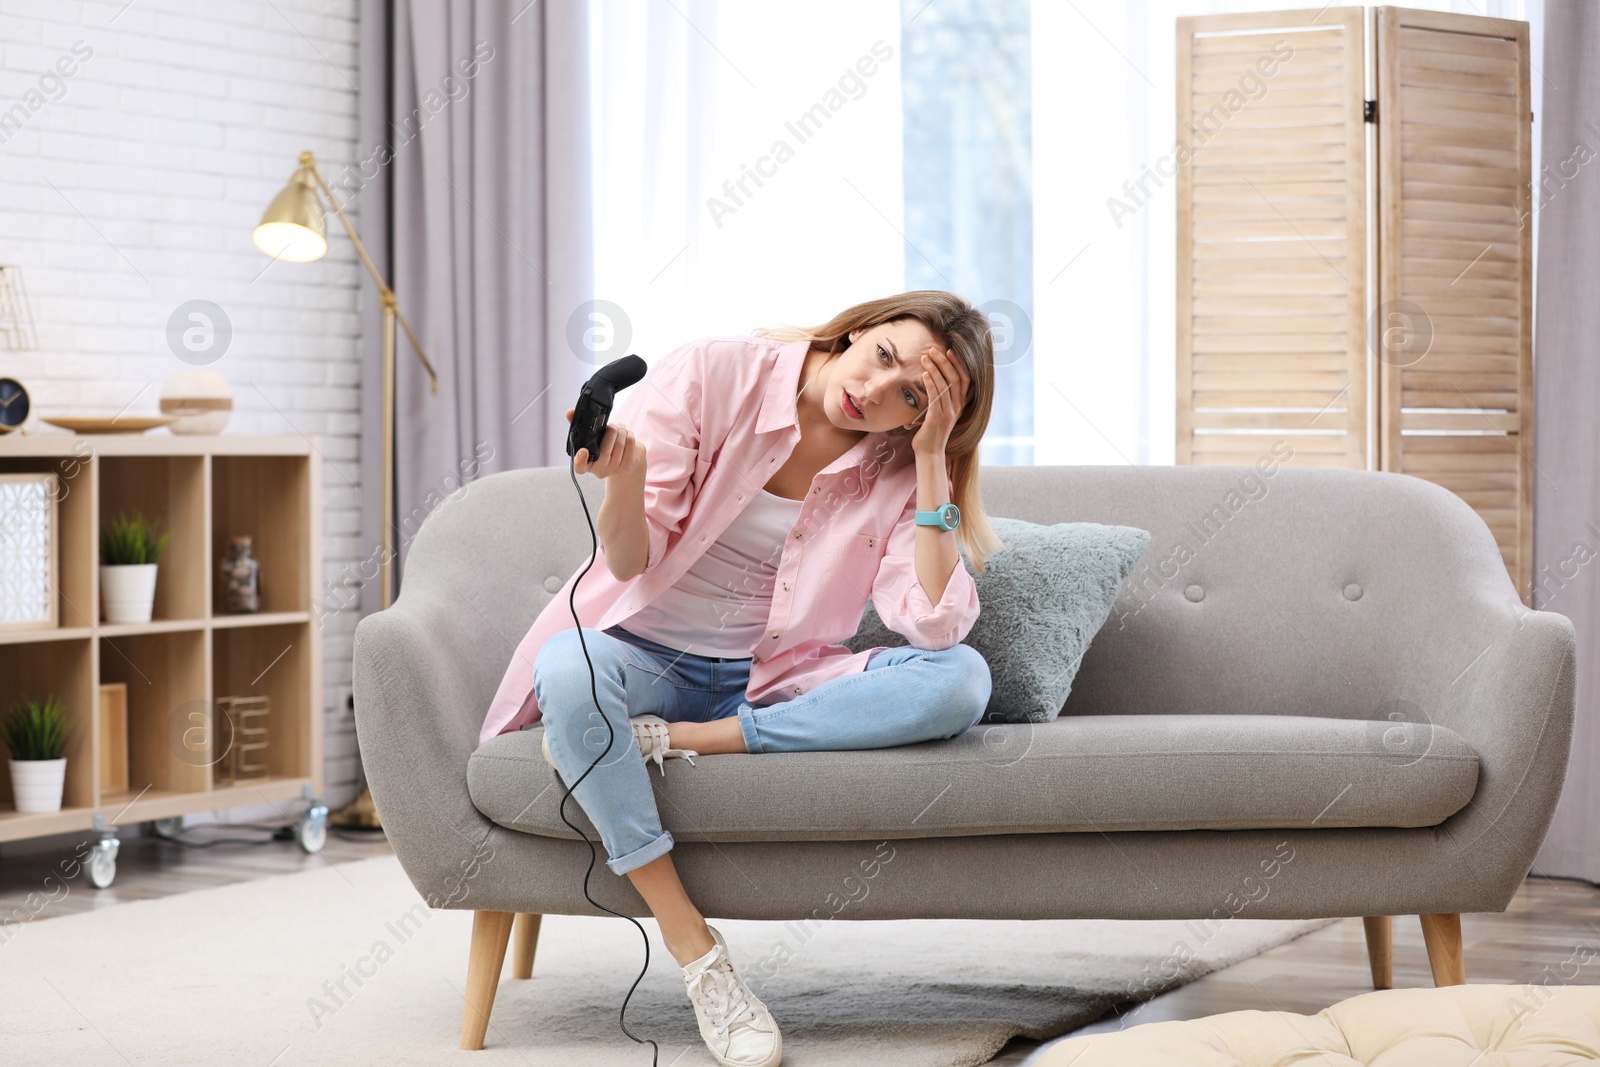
621;488;804;657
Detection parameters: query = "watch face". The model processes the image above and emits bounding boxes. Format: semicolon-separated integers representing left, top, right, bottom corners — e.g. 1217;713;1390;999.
0;378;27;430
941;503;961;530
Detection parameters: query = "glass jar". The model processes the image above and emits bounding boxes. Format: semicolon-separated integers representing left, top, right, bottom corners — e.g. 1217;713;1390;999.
221;535;260;613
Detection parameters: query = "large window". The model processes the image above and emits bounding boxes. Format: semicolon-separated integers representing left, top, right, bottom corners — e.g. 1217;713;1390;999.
587;0;1033;459
901;0;1034;464
588;0;905;371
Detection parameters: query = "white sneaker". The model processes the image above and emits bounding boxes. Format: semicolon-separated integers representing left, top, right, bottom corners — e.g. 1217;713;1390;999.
540;714;699;776
681;925;782;1067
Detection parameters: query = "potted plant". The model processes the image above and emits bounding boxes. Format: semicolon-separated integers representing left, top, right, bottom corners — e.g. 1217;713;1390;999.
100;510;170;623
4;694;71;813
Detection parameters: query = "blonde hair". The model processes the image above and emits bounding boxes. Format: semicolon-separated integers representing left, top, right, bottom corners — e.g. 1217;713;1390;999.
753;290;1004;571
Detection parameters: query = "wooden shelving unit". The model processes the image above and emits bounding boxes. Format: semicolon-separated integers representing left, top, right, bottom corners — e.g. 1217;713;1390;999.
0;434;325;883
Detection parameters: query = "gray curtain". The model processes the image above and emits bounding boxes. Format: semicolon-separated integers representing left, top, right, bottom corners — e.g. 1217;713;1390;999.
1532;0;1600;884
357;0;594;616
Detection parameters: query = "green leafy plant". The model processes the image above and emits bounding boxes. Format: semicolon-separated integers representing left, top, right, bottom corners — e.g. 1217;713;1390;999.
100;510;171;566
2;694;70;761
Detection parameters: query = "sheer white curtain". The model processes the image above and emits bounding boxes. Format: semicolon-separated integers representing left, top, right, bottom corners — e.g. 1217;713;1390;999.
587;0;904;367
1033;0;1544;467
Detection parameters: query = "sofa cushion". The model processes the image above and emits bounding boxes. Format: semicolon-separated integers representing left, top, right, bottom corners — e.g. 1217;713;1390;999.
845;516;1151;724
468;713;1478;844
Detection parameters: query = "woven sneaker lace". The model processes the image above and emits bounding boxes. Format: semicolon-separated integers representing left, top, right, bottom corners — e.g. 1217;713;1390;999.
687;951;757;1038
636;718;697;774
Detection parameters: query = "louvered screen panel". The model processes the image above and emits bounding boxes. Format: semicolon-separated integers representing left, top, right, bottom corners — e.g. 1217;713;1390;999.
1177;7;1367;469
1375;6;1533;599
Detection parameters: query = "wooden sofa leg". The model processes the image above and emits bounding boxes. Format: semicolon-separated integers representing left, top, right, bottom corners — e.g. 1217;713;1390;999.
460;910;515;1050
1361;916;1393;989
511;913;543;979
1419;913;1466;986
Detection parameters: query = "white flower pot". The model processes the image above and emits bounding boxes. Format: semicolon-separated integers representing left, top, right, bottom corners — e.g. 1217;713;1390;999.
10;757;67;813
101;563;159;623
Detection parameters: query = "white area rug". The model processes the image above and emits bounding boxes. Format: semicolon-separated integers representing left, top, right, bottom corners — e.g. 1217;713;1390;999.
0;854;1337;1066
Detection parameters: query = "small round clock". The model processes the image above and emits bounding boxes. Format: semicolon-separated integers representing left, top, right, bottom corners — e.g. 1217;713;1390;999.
0;377;28;433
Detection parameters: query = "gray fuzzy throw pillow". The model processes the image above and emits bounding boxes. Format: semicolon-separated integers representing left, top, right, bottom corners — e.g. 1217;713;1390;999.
845;516;1150;724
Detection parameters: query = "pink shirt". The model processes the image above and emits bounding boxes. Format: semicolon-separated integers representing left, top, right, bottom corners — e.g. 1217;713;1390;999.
478;334;981;745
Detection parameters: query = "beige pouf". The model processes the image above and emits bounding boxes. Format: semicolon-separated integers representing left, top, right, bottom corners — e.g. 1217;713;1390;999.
1033;984;1600;1066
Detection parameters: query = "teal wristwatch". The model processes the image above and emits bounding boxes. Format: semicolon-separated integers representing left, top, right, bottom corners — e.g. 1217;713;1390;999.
915;503;961;531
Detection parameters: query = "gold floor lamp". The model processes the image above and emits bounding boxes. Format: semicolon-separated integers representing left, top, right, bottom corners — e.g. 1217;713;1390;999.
254;150;439;829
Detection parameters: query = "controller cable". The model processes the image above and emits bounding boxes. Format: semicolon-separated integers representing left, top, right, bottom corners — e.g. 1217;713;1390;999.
557;452;659;1065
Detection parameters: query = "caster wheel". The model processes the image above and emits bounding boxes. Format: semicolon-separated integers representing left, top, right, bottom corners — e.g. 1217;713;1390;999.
148;816;182;840
86;837;119;889
297;802;329;854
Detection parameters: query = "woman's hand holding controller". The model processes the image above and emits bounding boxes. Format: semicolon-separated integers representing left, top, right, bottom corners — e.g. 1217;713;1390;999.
566;408;651;581
565;407;648;481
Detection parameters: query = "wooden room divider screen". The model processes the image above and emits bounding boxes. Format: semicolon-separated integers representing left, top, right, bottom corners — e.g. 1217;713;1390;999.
1175;6;1534;602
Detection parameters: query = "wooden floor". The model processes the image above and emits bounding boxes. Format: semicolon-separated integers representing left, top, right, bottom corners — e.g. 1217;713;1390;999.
2;827;1595;1065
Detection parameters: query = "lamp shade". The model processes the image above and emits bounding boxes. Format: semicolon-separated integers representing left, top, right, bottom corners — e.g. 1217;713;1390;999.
252;163;328;262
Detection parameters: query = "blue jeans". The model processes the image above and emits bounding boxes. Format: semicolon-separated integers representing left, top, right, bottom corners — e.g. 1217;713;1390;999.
532;625;991;876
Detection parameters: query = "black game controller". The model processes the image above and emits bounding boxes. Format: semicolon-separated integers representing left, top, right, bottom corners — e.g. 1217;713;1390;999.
566;354;647;461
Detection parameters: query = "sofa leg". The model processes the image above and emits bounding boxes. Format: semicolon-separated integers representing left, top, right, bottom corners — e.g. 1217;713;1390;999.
511;913;543;979
1419;913;1466;986
460;910;515;1050
1361;916;1393;989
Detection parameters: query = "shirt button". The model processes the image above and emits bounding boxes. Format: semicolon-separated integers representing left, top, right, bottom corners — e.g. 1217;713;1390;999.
792;529;802;538
867;538;875;547
793;686;802;694
812;486;820;493
770;631;780;639
782;582;790;591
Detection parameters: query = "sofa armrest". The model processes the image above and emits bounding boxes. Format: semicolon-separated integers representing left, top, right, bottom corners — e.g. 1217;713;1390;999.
353;589;501;910
1416;599;1577;896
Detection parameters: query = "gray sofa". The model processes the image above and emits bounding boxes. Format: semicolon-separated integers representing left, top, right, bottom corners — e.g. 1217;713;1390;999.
351;463;1577;1050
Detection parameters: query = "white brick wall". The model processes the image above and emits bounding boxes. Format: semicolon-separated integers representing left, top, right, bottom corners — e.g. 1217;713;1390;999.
0;0;367;830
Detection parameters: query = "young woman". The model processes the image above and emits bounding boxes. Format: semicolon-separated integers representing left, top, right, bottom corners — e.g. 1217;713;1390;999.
479;289;1001;1067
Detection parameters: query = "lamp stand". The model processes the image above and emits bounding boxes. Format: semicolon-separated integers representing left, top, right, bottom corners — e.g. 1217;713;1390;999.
328;302;396;832
381;296;398;611
295;152;437;831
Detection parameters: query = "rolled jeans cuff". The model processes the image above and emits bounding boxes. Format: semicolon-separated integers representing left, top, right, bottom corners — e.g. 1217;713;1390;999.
606;828;675;876
736;703;765;754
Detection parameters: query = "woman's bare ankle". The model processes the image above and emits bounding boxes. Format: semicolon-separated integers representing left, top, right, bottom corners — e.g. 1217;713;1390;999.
661;917;715;967
667;720;699;751
669;718;746;755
